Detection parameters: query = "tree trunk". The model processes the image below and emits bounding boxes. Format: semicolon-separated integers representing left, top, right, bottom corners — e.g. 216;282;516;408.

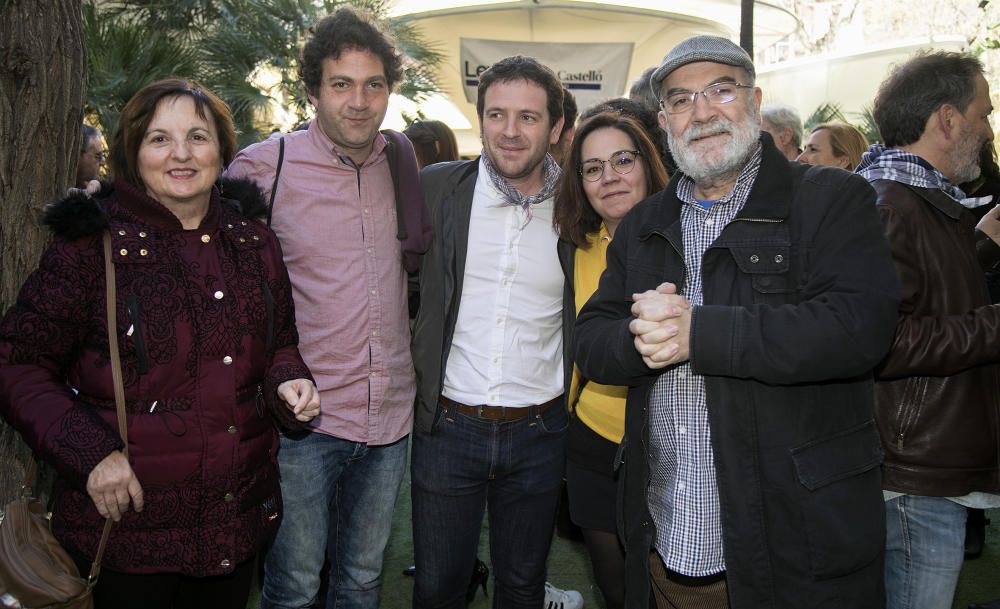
0;0;86;502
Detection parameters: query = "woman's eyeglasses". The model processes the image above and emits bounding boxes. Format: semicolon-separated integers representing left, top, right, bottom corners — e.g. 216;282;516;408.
579;150;641;182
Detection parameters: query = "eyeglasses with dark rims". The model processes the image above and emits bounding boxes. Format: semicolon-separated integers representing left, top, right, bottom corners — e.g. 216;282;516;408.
578;150;642;182
659;82;753;115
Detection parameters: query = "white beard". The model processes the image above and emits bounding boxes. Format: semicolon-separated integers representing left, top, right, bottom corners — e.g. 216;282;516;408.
667;107;761;183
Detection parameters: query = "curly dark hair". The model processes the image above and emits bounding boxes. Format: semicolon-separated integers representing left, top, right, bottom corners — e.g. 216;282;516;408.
300;7;404;97
554;112;669;248
476;56;564;129
874;51;984;147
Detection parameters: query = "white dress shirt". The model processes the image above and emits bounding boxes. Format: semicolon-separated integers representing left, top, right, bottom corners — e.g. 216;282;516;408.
442;158;564;407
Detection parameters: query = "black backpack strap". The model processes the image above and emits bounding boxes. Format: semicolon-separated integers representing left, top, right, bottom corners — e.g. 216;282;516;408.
267;136;285;227
382;130;408;240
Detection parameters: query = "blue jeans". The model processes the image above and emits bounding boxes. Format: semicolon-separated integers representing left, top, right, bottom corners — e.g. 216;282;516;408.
884;495;967;609
261;432;408;609
411;401;568;609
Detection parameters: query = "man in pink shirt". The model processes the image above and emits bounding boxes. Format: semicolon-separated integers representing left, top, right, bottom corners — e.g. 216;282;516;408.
225;8;429;609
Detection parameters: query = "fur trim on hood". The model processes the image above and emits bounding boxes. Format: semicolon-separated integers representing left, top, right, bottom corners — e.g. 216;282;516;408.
41;178;268;240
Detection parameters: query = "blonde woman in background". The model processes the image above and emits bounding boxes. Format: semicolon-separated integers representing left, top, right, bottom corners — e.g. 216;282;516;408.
798;121;869;170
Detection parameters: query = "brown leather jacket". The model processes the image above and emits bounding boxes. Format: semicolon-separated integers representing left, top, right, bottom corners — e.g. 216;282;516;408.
873;179;1000;496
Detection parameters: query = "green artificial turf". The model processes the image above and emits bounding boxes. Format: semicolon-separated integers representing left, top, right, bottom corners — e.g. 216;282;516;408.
249;447;1000;609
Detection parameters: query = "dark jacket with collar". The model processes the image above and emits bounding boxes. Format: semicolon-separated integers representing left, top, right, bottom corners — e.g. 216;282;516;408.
575;138;901;608
411;159;574;433
0;178;312;576
872;179;1000;496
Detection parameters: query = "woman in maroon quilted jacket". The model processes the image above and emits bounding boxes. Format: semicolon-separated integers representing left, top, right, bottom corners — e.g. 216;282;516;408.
0;79;319;608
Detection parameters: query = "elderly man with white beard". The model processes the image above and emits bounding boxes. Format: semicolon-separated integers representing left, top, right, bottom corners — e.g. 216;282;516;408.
573;36;901;609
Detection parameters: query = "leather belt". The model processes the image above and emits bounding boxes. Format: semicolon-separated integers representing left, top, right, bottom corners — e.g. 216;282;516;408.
438;395;560;422
665;567;726;587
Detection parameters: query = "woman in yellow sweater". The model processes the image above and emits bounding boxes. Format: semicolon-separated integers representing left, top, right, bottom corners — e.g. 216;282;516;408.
554;112;669;609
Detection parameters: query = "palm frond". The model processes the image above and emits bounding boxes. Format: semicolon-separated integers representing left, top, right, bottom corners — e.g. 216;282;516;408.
84;0;444;142
803;102;846;131
84;3;199;135
851;106;882;145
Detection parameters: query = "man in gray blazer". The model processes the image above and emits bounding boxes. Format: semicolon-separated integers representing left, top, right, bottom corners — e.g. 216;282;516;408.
409;55;578;609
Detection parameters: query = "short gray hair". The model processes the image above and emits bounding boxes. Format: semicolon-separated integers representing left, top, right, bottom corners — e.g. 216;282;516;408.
81;124;100;153
761;104;802;149
628;67;659;113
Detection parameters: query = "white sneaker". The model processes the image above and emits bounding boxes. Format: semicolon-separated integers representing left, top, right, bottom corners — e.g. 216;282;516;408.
544;582;583;609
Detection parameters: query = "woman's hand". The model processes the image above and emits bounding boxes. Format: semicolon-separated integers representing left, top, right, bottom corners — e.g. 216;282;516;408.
277;379;321;422
86;450;143;522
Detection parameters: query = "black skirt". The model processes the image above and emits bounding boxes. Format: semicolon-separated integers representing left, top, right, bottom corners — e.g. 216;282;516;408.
565;415;620;533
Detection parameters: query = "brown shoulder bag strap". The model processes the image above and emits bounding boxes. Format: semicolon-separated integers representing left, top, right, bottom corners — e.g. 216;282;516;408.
88;231;130;583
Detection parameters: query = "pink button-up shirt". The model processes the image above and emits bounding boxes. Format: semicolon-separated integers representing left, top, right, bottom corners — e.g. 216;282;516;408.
226;123;414;445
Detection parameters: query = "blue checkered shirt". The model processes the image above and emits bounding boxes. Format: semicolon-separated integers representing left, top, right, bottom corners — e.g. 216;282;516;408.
648;144;763;576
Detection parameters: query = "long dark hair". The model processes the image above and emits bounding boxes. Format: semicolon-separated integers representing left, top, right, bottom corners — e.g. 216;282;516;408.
554;112;668;248
403;120;459;168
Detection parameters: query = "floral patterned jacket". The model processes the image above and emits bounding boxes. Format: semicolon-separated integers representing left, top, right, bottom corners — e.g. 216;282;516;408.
0;178;312;576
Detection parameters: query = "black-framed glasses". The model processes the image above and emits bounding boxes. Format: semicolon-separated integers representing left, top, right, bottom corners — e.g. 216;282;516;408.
659;82;753;114
579;150;642;182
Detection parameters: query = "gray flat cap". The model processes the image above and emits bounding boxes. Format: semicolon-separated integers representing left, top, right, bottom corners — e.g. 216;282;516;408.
650;35;755;98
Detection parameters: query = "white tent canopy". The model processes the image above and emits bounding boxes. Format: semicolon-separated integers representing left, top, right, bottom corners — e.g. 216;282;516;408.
384;0;798;155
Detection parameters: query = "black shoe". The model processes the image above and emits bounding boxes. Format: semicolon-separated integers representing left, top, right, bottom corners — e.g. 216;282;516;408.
465;558;489;605
402;565;416;576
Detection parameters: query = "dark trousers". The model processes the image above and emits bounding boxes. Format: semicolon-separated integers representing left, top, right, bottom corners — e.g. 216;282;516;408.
411;401;568;609
73;554;254;609
649;552;729;609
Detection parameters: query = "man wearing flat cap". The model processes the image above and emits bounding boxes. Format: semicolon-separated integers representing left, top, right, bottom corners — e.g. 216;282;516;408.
574;35;901;608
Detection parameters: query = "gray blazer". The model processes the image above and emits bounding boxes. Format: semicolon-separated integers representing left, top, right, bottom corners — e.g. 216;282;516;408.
411;159;575;433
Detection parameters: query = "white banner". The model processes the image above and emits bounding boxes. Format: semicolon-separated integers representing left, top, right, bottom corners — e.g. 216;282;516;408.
460;38;634;113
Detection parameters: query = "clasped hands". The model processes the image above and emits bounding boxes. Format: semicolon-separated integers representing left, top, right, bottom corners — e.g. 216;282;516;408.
629;282;692;369
85;379;320;521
